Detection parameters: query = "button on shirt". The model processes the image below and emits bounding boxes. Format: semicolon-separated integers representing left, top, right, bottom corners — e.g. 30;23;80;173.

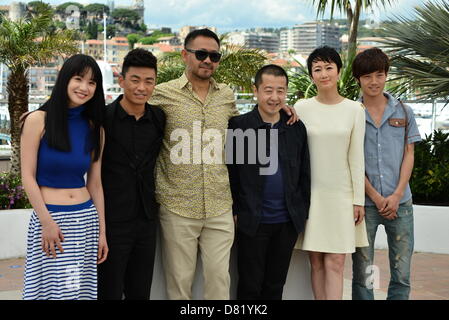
149;73;239;219
361;92;421;206
116;103;155;169
115;103;157;217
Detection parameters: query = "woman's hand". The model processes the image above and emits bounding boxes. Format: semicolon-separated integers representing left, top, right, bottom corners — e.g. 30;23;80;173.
280;103;299;125
353;205;365;226
97;233;109;264
41;220;64;259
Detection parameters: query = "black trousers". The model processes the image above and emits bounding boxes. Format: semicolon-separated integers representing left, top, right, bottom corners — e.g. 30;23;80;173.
237;221;298;300
98;214;157;300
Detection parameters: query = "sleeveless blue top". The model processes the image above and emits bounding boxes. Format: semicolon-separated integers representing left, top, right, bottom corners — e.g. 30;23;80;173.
36;105;93;188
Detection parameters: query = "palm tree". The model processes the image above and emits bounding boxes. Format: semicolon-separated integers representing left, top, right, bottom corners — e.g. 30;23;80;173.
312;0;395;58
156;36;267;92
381;1;449;101
0;8;79;174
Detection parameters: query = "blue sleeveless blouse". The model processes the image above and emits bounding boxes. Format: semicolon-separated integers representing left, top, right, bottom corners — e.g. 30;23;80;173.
36;105;93;188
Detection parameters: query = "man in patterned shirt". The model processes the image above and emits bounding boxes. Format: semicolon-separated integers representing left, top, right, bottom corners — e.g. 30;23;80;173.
150;29;296;299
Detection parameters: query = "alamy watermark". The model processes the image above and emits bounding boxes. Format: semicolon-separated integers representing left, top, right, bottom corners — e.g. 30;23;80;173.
365;265;380;290
65;5;81;30
65;265;80;291
169;121;279;175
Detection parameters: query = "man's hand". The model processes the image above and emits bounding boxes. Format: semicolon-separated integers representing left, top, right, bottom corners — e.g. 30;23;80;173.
280;103;299;125
97;233;109;264
354;205;365;225
379;193;401;220
373;194;387;212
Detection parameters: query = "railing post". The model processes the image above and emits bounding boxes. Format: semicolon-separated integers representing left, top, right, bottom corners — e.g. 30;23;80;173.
431;99;437;133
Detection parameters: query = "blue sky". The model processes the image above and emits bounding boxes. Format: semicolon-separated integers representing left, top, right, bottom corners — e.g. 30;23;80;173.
0;0;428;32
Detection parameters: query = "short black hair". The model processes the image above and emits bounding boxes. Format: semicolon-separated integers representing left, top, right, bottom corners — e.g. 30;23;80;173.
122;48;157;76
352;47;389;80
307;46;342;75
184;28;220;48
254;64;289;89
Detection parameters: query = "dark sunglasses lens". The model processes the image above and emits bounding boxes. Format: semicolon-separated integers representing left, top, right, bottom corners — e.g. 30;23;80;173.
194;50;209;61
209;52;221;62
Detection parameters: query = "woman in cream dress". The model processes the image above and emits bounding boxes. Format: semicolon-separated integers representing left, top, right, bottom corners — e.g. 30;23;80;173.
294;46;368;300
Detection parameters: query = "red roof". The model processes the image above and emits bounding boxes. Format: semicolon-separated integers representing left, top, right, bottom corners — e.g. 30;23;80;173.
270;59;300;68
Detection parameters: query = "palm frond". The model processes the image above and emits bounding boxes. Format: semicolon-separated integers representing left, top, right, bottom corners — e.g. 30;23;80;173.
216;44;266;91
312;0;394;19
381;0;449;100
156;42;267;92
0;7;78;72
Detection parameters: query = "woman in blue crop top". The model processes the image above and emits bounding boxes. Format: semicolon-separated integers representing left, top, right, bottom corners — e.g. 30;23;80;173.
20;54;108;300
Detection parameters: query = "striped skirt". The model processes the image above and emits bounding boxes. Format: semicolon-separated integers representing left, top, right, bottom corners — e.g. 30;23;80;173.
23;200;99;300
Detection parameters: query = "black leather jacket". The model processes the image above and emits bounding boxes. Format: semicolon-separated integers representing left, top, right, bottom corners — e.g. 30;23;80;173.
227;107;310;236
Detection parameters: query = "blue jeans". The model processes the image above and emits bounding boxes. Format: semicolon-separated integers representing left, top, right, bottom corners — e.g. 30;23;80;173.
352;199;414;300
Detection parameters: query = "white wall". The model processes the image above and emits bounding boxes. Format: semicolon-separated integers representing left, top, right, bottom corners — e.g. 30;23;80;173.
374;205;449;254
0;209;313;299
0;209;32;260
149;241;314;299
1;205;447;299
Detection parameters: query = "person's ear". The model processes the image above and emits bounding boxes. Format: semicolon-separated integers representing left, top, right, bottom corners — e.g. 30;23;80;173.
181;49;188;63
118;74;125;88
252;84;258;97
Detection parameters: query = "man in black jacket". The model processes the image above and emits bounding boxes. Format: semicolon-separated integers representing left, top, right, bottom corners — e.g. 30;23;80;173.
98;49;165;300
227;64;310;300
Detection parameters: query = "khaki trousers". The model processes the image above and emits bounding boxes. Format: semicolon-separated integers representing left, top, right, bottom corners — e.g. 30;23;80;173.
159;205;235;300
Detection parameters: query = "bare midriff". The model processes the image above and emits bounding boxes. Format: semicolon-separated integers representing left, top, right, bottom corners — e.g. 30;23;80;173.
40;186;91;205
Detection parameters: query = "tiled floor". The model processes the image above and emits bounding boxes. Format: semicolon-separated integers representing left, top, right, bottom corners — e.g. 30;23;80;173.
343;250;449;300
1;250;448;300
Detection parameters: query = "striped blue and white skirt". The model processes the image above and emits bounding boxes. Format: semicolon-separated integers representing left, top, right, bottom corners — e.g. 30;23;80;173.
23;200;99;300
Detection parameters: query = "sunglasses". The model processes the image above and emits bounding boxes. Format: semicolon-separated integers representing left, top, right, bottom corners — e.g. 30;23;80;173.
185;48;222;63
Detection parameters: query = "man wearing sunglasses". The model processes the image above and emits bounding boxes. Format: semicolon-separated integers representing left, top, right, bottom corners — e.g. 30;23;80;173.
149;28;297;300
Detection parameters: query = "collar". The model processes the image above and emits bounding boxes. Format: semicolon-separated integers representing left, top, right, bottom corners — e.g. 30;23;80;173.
178;72;220;91
247;105;289;130
114;94;152;121
360;92;402;127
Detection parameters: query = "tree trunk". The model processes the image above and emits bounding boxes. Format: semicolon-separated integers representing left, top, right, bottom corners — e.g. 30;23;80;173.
348;0;362;58
7;66;29;175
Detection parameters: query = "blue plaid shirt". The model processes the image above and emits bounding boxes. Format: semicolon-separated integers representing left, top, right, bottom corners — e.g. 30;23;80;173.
360;92;421;206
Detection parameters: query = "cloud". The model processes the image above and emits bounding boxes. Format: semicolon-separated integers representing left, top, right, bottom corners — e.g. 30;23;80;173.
144;0;315;31
0;0;427;31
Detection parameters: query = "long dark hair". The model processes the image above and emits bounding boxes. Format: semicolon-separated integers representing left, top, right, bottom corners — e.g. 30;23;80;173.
39;54;105;161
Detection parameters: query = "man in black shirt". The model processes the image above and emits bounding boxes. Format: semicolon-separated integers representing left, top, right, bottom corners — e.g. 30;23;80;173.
227;65;310;299
98;49;165;300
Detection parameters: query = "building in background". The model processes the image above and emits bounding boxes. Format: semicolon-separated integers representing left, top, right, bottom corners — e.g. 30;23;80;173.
84;37;129;64
280;21;341;54
339;35;388;53
227;31;279;53
8;1;26;21
179;26;218;42
134;43;182;58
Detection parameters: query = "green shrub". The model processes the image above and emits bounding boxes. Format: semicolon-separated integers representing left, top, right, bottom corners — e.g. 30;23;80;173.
411;129;449;205
0;171;31;209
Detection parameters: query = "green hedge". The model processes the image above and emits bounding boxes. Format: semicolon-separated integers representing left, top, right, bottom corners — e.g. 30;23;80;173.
411;129;449;206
